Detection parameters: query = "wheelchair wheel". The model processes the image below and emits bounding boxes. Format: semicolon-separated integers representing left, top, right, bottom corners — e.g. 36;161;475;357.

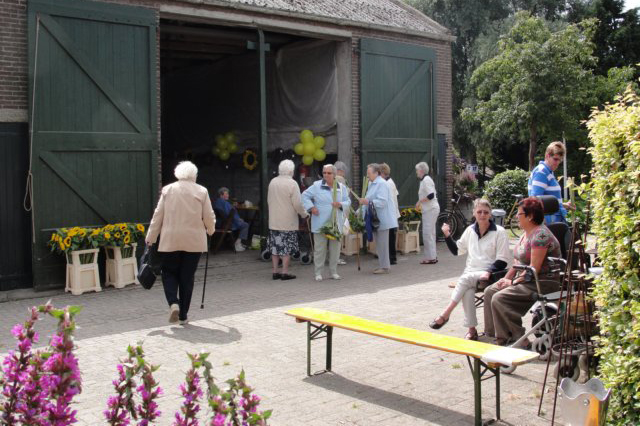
532;335;552;361
554;357;580;381
300;253;312;265
260;249;271;261
292;251;301;261
501;364;517;374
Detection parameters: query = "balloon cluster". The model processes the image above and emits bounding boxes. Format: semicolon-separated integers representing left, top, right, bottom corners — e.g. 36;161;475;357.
212;131;239;161
294;129;326;166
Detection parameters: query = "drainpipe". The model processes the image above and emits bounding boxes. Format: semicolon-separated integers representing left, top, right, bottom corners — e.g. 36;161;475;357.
258;28;268;238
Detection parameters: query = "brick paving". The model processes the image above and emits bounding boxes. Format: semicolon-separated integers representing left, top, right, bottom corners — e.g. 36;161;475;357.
0;244;567;425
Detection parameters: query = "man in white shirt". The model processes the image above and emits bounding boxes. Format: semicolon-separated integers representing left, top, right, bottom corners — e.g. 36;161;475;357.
428;199;511;340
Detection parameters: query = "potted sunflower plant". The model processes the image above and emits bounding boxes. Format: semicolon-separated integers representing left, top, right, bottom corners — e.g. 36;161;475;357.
397;208;421;254
48;226;102;295
102;223;146;289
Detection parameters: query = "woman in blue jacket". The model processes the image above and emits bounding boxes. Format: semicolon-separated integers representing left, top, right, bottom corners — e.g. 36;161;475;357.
302;164;351;281
359;163;398;274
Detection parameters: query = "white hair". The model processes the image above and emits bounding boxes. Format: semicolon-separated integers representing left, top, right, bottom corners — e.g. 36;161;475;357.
323;164;337;175
334;161;348;173
415;162;429;175
278;159;295;177
174;161;198;182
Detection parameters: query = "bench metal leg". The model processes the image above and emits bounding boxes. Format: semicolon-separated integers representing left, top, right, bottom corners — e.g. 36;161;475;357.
467;356;501;426
306;321;333;376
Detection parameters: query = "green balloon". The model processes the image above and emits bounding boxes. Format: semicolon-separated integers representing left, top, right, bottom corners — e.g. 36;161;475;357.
219;150;230;161
302;141;316;156
302;155;314;166
313;148;326;161
225;131;237;144
294;143;304;156
212;146;221;156
228;142;238;153
313;136;325;149
300;129;314;145
216;137;228;150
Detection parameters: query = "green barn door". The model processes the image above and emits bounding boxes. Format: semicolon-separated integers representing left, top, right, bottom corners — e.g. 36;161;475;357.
360;39;437;208
28;0;158;290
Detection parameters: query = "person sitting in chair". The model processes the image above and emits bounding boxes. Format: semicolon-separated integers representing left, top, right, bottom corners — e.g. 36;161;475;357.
429;199;511;340
214;187;249;252
484;197;561;347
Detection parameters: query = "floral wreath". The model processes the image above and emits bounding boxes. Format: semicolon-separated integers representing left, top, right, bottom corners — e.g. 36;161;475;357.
242;149;258;171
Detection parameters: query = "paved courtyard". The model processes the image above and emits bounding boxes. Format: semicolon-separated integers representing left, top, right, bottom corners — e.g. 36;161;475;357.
0;243;568;425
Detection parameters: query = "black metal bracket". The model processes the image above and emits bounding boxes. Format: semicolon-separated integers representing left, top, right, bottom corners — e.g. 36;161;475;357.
306;322;333;376
466;356;501;426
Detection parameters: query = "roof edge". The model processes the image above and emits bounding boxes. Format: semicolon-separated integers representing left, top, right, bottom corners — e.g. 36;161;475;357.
387;0;453;36
173;0;456;42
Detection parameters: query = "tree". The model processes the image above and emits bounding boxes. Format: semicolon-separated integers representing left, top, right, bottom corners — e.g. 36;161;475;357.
462;13;598;169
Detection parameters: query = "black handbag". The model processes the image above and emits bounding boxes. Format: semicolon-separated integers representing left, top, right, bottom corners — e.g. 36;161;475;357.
137;244;161;290
368;203;380;230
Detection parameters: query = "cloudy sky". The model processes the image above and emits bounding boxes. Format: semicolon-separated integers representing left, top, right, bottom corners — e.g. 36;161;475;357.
625;0;640;11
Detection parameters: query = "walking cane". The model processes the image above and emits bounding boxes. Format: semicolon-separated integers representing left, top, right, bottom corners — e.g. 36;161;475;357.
200;235;211;309
356;232;361;271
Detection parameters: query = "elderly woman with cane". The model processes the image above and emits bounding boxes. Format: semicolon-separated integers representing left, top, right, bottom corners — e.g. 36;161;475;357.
359;163;398;274
146;161;216;325
302;164;351;281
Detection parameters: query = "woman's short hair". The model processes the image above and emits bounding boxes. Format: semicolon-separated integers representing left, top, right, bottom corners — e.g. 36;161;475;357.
323;164;337;175
174;161;198;182
519;197;545;225
545;141;565;157
473;198;492;211
367;163;381;175
415;162;429;175
278;159;295;177
334;161;348;174
218;187;229;197
379;163;391;177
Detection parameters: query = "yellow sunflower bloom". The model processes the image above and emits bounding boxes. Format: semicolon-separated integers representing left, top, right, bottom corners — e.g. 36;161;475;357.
114;232;121;238
50;233;56;241
78;229;86;237
124;235;131;244
63;237;71;247
119;224;127;231
105;224;115;232
59;241;65;251
104;232;111;240
124;230;131;236
136;224;145;232
68;229;77;237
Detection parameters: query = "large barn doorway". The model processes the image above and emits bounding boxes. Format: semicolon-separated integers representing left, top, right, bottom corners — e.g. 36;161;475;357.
160;20;350;239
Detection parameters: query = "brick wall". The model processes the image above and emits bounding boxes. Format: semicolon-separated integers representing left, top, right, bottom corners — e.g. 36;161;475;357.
0;0;28;120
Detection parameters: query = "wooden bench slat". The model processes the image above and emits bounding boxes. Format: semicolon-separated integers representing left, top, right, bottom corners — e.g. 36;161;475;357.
286;307;538;367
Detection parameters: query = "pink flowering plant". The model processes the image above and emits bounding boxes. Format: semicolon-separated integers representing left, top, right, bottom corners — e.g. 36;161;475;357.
2;305;271;425
0;302;83;425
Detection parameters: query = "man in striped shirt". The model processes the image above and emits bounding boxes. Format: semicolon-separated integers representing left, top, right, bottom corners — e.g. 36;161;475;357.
528;141;573;223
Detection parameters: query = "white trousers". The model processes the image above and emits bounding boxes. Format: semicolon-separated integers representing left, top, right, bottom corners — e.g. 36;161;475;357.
421;207;439;260
313;233;340;276
450;270;486;328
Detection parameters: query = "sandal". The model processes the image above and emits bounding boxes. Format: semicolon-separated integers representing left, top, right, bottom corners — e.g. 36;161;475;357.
428;315;449;330
420;259;438;265
465;329;479;341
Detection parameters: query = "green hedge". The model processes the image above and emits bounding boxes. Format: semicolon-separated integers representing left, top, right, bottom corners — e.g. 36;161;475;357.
586;84;640;425
483;168;529;212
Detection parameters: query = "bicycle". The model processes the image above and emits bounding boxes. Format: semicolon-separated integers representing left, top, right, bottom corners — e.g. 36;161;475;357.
503;194;525;238
435;191;474;241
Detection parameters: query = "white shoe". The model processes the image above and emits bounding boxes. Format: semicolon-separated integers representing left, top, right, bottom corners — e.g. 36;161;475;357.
169;304;180;324
234;241;246;252
332;274;342;280
338;258;347;265
179;319;189;325
315;275;323;282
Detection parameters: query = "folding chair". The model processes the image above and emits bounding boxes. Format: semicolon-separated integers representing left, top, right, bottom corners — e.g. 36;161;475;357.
212;207;237;254
475;269;508;308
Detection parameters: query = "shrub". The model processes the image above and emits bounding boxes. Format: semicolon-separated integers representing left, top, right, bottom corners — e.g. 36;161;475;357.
482;168;529;212
585;84;640;425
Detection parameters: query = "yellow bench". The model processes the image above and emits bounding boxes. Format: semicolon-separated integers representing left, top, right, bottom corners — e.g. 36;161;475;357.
286;307;539;426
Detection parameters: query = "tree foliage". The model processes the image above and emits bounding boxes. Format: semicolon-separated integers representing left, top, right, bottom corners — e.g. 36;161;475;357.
482;168;529;211
585;83;640;425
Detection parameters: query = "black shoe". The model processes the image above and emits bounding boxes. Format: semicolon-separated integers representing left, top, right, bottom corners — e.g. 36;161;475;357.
390;260;397;265
428;315;449;330
272;273;282;280
280;273;296;280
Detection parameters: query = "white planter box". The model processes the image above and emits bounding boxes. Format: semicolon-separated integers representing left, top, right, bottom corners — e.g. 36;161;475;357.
105;243;139;289
65;249;101;296
341;233;362;256
397;230;420;254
